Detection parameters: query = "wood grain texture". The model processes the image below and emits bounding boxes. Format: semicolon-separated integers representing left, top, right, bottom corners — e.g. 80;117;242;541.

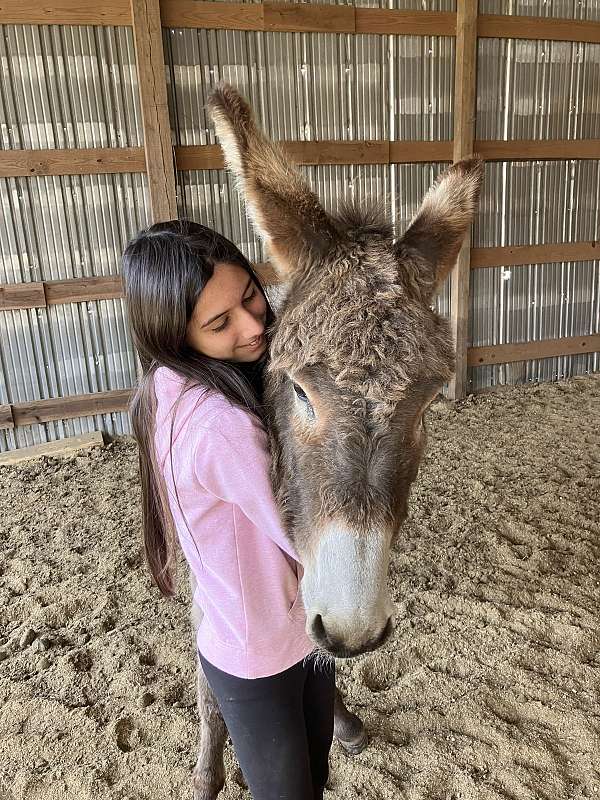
44;276;124;305
0;405;15;430
468;335;600;366
478;14;600;44
448;0;478;401
11;390;132;427
471;242;600;268
0;148;146;178
0;0;130;25
355;8;455;35
160;0;264;29
476;139;600;160
0;283;46;310
264;1;354;32
131;0;178;222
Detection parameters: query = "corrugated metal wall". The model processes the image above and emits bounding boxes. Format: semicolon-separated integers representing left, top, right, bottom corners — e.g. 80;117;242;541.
0;1;599;449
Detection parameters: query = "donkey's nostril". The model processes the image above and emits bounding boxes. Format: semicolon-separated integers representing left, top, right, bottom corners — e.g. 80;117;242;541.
312;613;326;640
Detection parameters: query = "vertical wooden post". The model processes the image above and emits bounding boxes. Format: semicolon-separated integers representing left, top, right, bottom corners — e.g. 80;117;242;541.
130;0;178;222
448;0;478;400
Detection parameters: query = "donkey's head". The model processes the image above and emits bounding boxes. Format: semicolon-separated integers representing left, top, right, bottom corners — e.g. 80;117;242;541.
208;84;483;658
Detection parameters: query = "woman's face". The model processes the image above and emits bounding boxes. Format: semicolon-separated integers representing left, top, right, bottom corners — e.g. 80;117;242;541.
186;261;268;362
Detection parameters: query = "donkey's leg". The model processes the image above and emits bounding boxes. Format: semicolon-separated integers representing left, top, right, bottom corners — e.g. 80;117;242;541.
333;687;368;755
189;572;227;800
192;652;228;800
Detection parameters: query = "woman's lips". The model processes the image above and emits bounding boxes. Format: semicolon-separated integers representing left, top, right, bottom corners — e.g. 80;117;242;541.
244;334;264;350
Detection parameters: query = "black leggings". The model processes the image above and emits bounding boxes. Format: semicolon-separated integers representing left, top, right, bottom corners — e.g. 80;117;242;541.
199;652;335;800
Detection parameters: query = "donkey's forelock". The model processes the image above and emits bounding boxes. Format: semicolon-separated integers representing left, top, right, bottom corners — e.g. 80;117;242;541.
268;234;455;406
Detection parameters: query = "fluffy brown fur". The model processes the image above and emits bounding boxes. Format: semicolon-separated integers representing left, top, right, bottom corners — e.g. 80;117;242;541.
189;83;484;799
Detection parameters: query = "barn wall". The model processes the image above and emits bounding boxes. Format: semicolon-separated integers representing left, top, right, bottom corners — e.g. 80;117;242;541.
0;0;599;449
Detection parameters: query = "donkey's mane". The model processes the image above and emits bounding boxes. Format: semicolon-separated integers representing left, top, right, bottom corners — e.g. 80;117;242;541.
333;199;393;240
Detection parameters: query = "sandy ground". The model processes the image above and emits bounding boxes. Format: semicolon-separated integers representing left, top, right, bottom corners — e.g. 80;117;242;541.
1;375;599;800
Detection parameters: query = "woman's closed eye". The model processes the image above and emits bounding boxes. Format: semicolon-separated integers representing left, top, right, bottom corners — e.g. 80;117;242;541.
211;288;257;333
212;317;229;333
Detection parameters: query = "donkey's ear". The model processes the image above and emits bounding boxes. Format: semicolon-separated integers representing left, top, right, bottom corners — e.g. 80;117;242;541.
394;158;484;299
207;84;338;281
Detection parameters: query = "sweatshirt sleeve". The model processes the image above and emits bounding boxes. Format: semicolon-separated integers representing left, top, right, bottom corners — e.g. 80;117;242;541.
193;404;300;563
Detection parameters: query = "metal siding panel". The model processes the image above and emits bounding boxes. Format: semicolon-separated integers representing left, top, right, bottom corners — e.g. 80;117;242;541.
0;25;142;150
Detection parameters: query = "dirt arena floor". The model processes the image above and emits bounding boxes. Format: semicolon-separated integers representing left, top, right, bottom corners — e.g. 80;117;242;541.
1;374;599;800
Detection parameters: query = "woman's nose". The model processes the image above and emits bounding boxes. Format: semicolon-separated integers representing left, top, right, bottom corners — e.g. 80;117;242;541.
241;308;263;339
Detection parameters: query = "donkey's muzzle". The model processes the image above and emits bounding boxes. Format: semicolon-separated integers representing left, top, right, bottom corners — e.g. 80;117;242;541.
310;613;393;658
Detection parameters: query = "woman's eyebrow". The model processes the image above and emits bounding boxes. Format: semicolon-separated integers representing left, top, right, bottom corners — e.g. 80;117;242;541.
201;277;253;328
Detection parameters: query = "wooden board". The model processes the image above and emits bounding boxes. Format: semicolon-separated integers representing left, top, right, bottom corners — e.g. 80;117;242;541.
0;0;130;26
471;242;600;268
355;8;456;36
44;276;124;305
448;0;478;401
160;0;264;30
0;433;105;466
0;282;46;310
468;334;600;367
11;389;132;427
0;148;146;178
0;405;14;430
478;14;600;44
131;0;178;223
476;139;600;161
264;1;354;33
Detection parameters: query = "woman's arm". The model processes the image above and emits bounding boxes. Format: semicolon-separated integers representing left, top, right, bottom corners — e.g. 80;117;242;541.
193;404;300;563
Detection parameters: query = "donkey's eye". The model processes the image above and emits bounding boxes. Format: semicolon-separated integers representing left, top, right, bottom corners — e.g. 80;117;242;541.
292;383;316;420
293;383;308;402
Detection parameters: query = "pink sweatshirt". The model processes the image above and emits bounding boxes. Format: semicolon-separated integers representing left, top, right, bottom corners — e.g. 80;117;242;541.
152;366;315;679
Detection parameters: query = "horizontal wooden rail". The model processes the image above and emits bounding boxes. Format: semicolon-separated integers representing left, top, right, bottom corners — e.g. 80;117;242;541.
471;242;599;268
6;389;132;429
2;1;600;43
1;333;597;429
477;140;600;161
2;243;599;311
0;147;146;178
478;14;600;44
2;139;599;179
468;334;600;367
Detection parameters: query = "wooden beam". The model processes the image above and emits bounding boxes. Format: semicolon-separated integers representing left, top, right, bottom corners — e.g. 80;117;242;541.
0;405;15;430
471;242;600;268
0;139;597;180
0;0;130;26
160;0;264;29
176;141;451;169
0;282;46;310
3;240;599;311
478;14;600;45
44;276;124;305
131;0;178;223
468;334;600;367
389;141;453;163
11;389;132;427
355;8;456;36
264;1;355;33
0;432;105;465
448;0;478;402
2;2;600;44
476;139;600;161
0;148;146;178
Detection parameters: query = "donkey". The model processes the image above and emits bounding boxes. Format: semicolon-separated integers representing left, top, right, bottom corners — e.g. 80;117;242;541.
190;83;484;799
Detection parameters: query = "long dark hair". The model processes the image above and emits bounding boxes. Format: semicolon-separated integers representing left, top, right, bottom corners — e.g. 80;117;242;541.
122;219;275;598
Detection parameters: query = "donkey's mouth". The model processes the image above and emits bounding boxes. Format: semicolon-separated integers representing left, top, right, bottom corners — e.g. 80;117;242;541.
311;614;394;658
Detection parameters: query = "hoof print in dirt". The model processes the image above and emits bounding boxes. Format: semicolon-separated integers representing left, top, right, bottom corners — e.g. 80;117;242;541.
114;717;140;752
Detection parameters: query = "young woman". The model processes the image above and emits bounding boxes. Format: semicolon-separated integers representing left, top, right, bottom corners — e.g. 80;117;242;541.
122;219;335;800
